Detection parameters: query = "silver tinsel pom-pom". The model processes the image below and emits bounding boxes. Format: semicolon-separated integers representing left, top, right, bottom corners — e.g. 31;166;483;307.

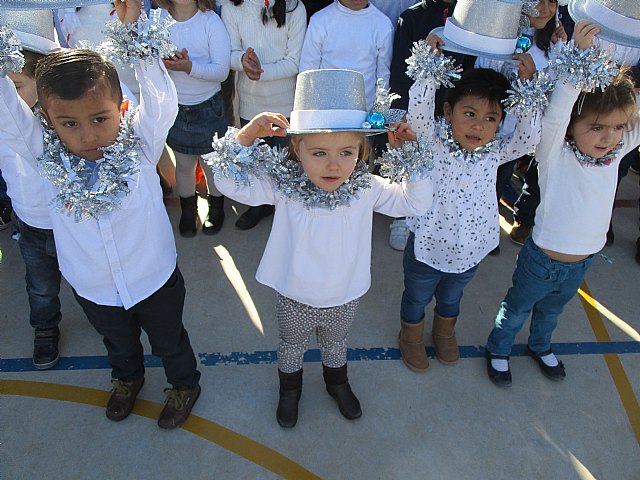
405;40;462;88
98;9;175;66
204;127;276;187
376;138;435;184
0;25;24;77
553;41;620;92
521;1;540;18
503;70;553;116
38;109;141;222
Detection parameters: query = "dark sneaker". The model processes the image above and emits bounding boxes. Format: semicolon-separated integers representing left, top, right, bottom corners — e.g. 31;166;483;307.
33;327;60;370
486;352;512;388
509;222;532;246
106;377;145;421
526;346;565;381
158;384;201;429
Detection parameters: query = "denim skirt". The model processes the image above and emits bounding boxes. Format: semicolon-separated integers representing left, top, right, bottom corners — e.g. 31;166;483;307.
166;91;228;155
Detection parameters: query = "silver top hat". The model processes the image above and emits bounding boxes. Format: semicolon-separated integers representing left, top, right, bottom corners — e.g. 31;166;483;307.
0;0;111;9
287;69;386;135
432;0;524;60
0;9;61;54
569;0;640;48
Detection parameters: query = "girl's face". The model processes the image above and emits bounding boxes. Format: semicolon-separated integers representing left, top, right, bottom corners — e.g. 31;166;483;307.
294;132;363;192
443;95;503;151
528;0;557;30
569;108;631;159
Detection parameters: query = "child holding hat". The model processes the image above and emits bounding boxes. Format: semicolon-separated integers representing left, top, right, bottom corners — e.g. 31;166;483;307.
207;68;434;428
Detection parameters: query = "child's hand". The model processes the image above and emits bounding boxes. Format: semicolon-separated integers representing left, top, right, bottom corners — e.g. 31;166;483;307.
236;112;289;146
114;0;141;25
242;47;264;81
573;20;600;51
513;53;536;81
388;122;417;149
552;22;568;44
425;32;445;56
163;48;192;74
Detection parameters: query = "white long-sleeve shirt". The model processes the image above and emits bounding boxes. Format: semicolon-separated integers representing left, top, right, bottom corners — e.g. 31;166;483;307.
161;9;231;105
215;169;432;308
221;0;307;119
0;59;179;308
406;75;542;273
533;78;640;255
299;0;394;111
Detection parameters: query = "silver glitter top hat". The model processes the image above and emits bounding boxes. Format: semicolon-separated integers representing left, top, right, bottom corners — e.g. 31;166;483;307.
0;0;111;9
431;0;524;60
0;9;61;54
569;0;640;48
287;69;386;135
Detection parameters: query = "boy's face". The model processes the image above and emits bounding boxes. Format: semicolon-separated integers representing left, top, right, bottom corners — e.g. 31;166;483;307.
338;0;369;11
40;90;122;162
444;95;503;152
569;109;630;159
294;132;362;192
8;72;37;109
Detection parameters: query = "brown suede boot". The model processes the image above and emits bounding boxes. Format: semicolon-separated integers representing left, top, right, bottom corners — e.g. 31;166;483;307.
398;320;428;372
432;312;459;365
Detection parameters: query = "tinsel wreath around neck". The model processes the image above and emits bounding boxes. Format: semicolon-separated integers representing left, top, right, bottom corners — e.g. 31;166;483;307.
38;109;141;222
566;139;624;167
436;118;497;166
268;157;372;210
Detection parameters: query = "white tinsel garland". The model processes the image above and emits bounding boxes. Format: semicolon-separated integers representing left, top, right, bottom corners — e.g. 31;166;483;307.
98;9;176;66
566;140;624;167
376;138;435;184
0;25;24;77
553;41;620;92
405;40;462;88
38;109;141;222
503;70;553;116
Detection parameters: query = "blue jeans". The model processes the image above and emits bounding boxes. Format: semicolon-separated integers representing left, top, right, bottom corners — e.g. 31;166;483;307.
486;237;593;356
400;232;479;322
12;213;62;331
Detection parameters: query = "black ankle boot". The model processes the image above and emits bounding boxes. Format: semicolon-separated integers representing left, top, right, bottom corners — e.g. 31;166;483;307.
277;369;303;428
235;204;274;230
179;195;198;238
202;195;224;235
323;364;361;420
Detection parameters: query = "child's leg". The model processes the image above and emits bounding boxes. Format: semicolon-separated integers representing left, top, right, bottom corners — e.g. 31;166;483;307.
174;152;200;198
431;264;479;365
276;294;317;373
14;215;62;369
528;256;593;354
399;232;442;371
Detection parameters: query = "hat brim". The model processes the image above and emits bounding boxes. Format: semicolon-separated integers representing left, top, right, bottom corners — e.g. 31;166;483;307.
431;26;517;62
284;128;388;136
569;0;640;49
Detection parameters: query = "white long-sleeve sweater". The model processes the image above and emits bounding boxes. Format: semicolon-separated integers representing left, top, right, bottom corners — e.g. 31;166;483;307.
221;0;307;119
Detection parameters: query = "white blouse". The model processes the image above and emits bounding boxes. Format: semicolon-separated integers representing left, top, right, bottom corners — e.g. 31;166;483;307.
406;75;542;273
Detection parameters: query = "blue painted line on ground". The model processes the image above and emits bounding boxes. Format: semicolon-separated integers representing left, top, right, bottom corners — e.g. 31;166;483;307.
1;341;638;373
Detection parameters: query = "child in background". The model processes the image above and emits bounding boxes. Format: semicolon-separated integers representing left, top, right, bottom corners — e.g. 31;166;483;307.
0;0;201;428
207;69;433;428
0;10;63;370
396;36;543;373
156;0;231;237
485;21;640;387
299;0;394;112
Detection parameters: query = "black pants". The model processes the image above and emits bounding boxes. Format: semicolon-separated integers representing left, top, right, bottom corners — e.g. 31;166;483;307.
74;267;200;389
513;157;540;225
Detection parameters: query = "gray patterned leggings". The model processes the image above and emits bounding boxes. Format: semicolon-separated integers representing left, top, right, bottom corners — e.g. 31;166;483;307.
276;294;360;373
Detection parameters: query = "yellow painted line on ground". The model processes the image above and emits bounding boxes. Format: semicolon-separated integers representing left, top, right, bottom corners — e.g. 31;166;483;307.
578;282;640;445
0;379;321;480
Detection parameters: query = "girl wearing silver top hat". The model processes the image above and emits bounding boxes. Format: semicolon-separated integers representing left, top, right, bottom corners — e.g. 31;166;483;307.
207;68;434;427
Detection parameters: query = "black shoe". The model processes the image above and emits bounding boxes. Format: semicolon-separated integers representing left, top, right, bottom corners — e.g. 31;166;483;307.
635;237;640;265
606;222;614;246
235;205;274;230
202;195;224;235
526;346;565;381
276;369;303;428
179;195;198;237
33;327;60;370
486;351;512;388
323;364;361;420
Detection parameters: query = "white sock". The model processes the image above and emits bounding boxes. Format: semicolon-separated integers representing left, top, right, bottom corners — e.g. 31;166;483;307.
491;358;509;372
540;353;559;367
